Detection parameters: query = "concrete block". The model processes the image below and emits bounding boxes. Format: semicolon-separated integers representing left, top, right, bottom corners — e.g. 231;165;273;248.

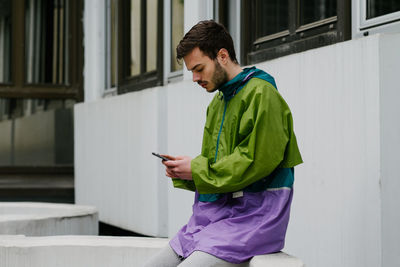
0;236;168;267
0;202;98;236
0;236;305;267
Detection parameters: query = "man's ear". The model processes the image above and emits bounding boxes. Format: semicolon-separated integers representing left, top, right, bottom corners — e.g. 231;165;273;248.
217;48;229;65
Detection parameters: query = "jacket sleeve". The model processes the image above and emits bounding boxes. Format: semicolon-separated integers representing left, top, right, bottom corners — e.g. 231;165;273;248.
190;83;291;194
172;179;196;192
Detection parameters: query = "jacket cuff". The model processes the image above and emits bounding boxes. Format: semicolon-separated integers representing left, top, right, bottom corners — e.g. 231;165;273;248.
191;155;211;194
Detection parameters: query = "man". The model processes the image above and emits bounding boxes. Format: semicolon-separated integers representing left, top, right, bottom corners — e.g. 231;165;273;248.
145;20;302;267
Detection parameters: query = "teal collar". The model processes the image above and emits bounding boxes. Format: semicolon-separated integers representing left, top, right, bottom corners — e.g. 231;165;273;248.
218;67;257;101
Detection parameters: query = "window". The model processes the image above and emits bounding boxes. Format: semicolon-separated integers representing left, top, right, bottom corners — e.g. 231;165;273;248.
0;0;83;99
215;0;241;65
0;0;11;84
358;0;400;33
105;0;163;94
241;0;351;64
105;0;118;95
170;0;184;73
366;0;400;19
162;0;184;83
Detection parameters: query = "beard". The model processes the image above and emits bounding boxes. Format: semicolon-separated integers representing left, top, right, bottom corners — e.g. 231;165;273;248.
209;61;229;92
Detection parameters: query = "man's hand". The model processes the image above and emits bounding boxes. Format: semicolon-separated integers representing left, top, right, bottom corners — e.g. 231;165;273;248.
161;155;193;180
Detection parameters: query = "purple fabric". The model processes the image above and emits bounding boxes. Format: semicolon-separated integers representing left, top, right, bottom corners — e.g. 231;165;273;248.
169;188;293;263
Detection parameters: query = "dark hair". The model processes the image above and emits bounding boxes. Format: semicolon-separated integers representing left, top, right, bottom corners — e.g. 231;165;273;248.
176;20;238;64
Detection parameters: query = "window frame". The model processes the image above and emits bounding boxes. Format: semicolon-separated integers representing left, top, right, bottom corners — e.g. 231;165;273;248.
0;0;84;100
104;0;118;97
241;0;351;65
163;0;184;84
360;1;400;30
352;0;400;38
116;0;164;95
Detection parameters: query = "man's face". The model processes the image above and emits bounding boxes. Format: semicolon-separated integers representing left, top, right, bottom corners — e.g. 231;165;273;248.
183;47;228;92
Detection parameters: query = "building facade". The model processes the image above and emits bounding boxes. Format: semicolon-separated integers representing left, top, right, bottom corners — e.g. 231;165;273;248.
1;0;400;266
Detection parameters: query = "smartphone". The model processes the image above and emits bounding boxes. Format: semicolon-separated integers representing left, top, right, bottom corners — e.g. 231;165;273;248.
152;152;170;161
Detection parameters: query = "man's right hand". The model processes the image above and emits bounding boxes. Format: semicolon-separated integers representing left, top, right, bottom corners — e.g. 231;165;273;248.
161;155;193;181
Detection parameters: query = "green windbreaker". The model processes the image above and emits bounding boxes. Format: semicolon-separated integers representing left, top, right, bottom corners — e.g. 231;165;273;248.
173;67;303;200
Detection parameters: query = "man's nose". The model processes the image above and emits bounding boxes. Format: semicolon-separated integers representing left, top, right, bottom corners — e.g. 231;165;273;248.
192;72;200;82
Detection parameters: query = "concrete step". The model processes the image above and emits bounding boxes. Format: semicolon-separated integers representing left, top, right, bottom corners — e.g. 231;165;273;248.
0;202;98;236
0;236;305;267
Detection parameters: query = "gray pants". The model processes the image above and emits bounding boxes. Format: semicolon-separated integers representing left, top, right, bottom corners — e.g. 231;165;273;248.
144;245;249;267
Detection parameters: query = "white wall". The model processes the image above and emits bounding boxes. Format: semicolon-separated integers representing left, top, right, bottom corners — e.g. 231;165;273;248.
378;34;400;267
76;28;400;267
75;88;169;236
261;36;382;267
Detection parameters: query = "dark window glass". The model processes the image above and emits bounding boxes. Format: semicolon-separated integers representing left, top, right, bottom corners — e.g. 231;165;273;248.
123;0;158;78
124;0;158;78
108;0;118;87
146;0;157;72
0;0;12;83
256;0;288;38
300;0;337;25
117;0;163;93
367;0;400;19
25;0;69;85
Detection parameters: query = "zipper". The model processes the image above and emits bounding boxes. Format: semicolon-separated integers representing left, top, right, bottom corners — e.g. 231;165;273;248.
213;71;253;162
214;100;228;162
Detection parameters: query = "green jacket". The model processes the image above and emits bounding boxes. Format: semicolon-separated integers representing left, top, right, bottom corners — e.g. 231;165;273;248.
173;67;302;200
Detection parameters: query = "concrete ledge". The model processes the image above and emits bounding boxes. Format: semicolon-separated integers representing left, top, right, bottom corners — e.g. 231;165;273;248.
0;202;98;236
0;236;168;267
0;236;304;267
